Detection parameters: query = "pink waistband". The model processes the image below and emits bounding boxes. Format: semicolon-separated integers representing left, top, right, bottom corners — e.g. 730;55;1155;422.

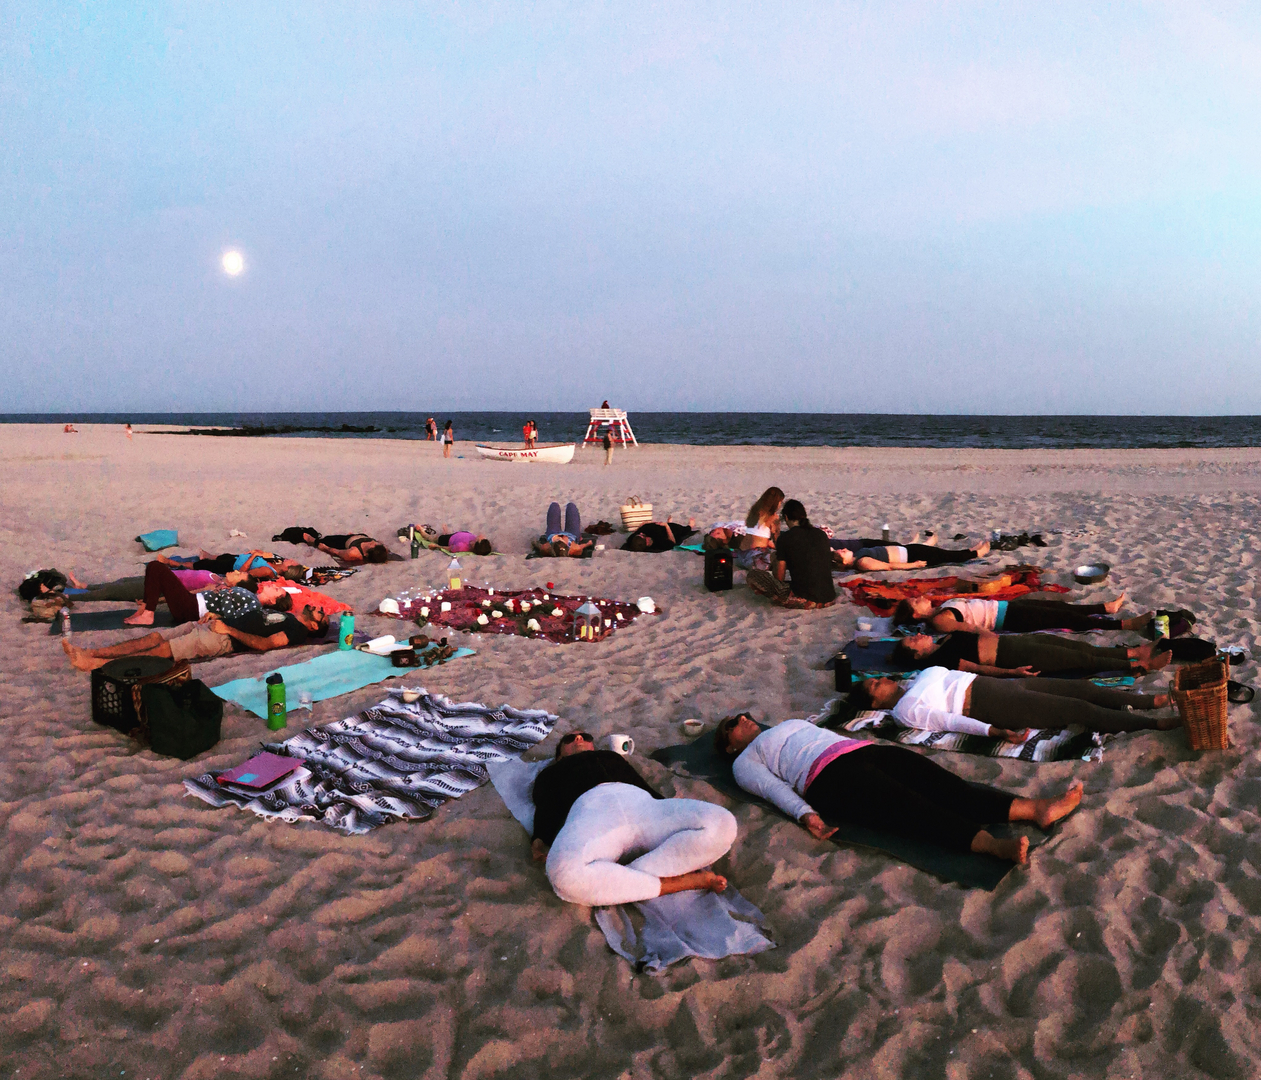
803;738;869;792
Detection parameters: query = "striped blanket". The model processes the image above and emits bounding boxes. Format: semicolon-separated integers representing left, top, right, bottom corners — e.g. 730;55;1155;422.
819;701;1109;763
185;689;557;833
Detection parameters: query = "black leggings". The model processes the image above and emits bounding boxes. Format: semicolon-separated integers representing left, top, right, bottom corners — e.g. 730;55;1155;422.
969;676;1161;734
905;544;979;568
995;635;1132;675
806;745;1015;852
192;554;238;574
66;576;145;602
1002;598;1122;633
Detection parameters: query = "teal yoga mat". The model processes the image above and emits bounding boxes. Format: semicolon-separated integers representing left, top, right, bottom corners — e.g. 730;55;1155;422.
136;529;179;551
211;646;475;719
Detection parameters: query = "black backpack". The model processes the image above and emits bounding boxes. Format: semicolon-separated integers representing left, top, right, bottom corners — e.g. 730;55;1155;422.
141;680;223;760
19;569;68;601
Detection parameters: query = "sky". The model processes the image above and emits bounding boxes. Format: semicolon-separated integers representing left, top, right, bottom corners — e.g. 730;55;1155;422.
2;2;1260;414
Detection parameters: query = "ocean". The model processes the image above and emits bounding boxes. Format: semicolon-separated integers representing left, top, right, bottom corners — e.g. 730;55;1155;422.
4;412;1259;450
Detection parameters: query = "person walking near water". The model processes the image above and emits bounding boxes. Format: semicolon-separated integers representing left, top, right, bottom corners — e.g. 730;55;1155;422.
442;420;454;458
425;417;437;441
603;429;613;466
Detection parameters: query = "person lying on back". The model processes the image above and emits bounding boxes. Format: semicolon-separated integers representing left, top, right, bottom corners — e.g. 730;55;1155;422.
623;518;697;552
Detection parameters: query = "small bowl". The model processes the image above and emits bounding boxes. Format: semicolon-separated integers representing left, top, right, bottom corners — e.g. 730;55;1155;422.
401;690;422;703
857;619;873;632
682;719;704;737
1073;562;1110;585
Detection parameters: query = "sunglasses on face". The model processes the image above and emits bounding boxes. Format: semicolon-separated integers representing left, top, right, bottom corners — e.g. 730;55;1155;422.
559;732;593;746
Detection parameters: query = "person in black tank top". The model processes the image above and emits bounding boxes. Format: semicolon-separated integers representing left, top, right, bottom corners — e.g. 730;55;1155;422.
891;631;1169;677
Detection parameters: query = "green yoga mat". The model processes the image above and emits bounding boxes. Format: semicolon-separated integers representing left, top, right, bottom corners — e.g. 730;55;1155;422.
211;646;474;719
651;734;1041;891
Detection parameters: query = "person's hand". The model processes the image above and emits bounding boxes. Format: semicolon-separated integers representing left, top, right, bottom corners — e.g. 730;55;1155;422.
908;560;928;569
531;838;548;862
801;813;837;841
1010;665;1039;678
207;618;231;635
990;726;1030;742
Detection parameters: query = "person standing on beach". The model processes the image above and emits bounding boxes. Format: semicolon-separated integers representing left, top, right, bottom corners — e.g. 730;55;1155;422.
442;420;454;458
425;417;437;441
602;429;612;465
125;423;133;441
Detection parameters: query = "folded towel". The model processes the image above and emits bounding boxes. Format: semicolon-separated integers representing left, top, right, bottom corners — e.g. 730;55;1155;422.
487;758;775;972
135;529;179;552
210;646;474;719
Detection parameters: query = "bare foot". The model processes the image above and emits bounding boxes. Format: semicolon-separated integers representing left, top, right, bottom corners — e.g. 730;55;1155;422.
972;831;1030;864
1151;693;1170;709
66;570;86;588
123;606;155;626
658;870;728;896
1137;649;1172;673
1103;594;1127;614
1033;781;1083;829
62;640;107;672
1156;714;1181;730
973;540;991;558
1120;611;1154;631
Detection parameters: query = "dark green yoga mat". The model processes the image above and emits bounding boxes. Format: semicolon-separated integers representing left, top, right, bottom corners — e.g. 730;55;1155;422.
47;609;174;634
651;735;1041;891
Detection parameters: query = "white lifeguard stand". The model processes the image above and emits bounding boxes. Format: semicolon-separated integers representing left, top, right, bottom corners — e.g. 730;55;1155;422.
582;407;638;447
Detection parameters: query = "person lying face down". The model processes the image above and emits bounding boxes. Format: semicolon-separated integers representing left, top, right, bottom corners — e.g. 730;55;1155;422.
62;603;328;671
891;630;1171;679
529;731;737;906
892;595;1154;635
716;713;1083;865
851;668;1178;739
833;539;991;571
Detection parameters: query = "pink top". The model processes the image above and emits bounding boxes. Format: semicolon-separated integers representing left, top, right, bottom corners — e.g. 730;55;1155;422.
803;738;869;791
447;531;477;552
172;569;219;590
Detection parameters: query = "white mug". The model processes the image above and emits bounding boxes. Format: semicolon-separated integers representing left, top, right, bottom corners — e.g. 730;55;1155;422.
605;733;634;756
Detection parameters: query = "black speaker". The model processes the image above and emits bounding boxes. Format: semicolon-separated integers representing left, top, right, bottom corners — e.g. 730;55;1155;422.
704;548;734;592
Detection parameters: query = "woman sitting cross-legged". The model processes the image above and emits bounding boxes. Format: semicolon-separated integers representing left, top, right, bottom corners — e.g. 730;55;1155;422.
717;714;1083;865
891;630;1171;678
833;540;991;571
851;667;1177;738
530;731;737;905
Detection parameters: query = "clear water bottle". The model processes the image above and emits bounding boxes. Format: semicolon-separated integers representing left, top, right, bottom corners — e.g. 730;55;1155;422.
60;606;71;639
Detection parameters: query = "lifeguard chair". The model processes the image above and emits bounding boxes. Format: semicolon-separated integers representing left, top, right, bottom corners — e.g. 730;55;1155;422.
582;407;638;447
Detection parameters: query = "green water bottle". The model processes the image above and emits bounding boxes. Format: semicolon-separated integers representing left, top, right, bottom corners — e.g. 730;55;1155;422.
266;673;286;731
410;528;421;559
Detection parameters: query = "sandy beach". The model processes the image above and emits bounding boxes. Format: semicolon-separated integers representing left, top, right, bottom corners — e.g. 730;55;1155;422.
4;423;1261;1080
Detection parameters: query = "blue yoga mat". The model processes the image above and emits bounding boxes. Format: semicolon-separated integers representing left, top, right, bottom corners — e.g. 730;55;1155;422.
136;529;179;551
211;646;475;719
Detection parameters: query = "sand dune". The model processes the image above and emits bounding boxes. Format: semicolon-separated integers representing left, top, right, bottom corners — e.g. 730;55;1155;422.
2;424;1260;1079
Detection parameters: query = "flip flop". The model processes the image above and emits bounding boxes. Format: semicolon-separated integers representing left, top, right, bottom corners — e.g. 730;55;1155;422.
1228;680;1255;705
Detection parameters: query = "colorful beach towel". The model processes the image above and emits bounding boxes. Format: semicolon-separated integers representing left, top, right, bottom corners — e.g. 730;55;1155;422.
821;700;1109;763
135;529;179;552
185;689;556;833
304;566;359;587
836;567;1069;616
382;586;652;644
488;757;775;972
210;646;474;719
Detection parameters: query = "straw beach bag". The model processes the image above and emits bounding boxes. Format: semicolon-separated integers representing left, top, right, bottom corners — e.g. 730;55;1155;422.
620;496;653;532
1172;657;1229;750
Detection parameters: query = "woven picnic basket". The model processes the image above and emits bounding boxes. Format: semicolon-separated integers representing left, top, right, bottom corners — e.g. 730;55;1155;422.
620;496;653;532
1172;657;1229;750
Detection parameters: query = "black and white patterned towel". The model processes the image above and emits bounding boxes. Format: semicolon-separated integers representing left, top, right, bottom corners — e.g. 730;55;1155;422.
185;688;557;833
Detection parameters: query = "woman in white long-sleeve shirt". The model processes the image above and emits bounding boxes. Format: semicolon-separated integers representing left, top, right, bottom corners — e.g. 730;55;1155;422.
717;715;1083;864
851;667;1176;737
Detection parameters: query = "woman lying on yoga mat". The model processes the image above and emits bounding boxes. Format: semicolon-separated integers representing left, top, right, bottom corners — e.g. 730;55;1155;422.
314;533;390;564
531;502;595;558
851;667;1176;737
834;540;991;571
530;731;736;905
891;631;1172;677
158;551;306;580
120;562;264;627
623;518;697;552
717;714;1082;865
892;595;1156;634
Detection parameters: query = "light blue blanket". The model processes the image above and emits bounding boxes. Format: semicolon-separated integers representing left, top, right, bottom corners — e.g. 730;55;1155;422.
135;529;179;551
211;647;475;719
488;757;775;973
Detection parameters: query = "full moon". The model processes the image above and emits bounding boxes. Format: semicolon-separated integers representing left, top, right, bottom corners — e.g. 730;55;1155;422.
221;250;245;276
